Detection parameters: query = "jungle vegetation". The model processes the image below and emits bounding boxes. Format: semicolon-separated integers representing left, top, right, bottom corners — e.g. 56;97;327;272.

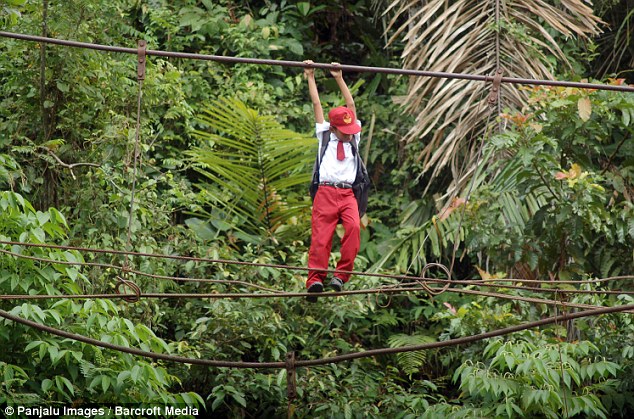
1;0;633;417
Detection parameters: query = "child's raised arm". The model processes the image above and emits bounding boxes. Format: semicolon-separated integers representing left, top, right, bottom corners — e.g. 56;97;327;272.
330;62;356;116
304;60;324;124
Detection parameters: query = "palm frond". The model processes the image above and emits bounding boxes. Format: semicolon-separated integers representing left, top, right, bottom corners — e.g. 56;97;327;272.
371;145;559;274
370;200;466;274
385;0;603;194
188;98;315;239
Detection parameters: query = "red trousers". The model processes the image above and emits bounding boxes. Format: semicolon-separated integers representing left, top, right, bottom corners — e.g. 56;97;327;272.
307;186;360;288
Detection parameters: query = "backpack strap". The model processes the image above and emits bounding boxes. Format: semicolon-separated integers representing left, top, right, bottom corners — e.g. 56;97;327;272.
349;138;358;157
314;130;361;170
320;130;362;171
318;130;330;166
309;131;331;200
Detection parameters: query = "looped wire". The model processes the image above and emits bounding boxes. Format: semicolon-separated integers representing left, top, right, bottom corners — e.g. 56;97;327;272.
115;276;141;303
417;262;452;296
375;287;393;308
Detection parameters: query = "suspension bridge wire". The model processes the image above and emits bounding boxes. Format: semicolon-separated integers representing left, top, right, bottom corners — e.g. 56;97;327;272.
0;304;631;370
0;254;627;310
1;279;631;314
123;41;146;259
1;250;632;313
0;241;460;292
5;241;633;306
1;25;631;386
2;240;632;288
1;31;634;93
1;242;632;308
2;288;632;315
0;247;282;293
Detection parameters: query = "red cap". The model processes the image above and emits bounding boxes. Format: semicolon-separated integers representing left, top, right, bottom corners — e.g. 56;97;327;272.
328;106;361;135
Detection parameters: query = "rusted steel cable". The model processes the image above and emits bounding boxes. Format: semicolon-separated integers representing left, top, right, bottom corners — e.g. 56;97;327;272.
115;276;141;303
0;247;282;293
0;241;462;287
1;304;631;370
448;287;634;313
0;244;456;296
116;40;146;298
2;247;632;302
1;31;633;93
2;240;632;287
2;286;632;315
297;303;634;367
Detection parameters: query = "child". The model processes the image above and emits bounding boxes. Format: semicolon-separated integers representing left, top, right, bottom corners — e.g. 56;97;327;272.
304;60;362;302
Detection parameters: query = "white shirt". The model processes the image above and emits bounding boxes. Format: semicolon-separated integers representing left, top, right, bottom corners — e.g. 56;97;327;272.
315;121;361;184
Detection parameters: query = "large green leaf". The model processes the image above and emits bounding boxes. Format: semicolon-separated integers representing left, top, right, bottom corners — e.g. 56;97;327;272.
188;98;315;239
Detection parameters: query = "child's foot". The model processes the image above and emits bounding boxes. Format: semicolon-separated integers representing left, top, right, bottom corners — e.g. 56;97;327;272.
306;282;324;302
329;277;344;292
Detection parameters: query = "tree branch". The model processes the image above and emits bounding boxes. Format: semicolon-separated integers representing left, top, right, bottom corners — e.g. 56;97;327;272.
45;149;100;180
600;131;630;176
533;161;561;202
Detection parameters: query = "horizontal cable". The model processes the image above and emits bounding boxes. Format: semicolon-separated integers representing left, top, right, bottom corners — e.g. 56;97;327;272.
1;31;633;93
1;304;631;370
298;303;634;367
0;241;484;286
0;247;282;293
2;240;632;288
2;285;632;314
3;240;632;311
0;244;634;299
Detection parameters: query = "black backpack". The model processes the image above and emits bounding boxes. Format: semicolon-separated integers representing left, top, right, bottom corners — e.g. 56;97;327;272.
309;130;371;217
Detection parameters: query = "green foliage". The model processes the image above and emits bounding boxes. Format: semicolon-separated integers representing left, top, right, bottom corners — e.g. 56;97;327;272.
369;196;467;275
462;84;634;279
388;333;436;377
0;191;204;409
188;97;314;241
1;0;633;417
424;337;621;418
0;0;28;28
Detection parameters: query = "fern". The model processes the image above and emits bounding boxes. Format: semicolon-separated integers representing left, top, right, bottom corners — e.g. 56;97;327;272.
79;360;97;378
387;333;436;376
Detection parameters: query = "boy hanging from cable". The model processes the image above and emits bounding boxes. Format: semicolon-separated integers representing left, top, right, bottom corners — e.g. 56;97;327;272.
303;60;363;302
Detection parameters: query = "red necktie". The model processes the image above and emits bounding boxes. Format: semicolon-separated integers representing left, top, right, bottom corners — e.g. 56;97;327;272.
337;141;345;161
